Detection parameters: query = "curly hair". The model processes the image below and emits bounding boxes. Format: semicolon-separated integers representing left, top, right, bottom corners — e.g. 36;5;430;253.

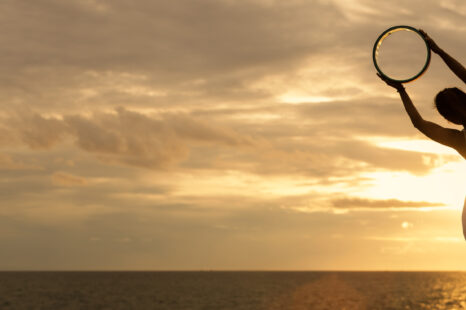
434;87;466;125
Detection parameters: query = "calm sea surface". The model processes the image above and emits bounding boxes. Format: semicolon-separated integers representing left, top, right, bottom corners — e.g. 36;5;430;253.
1;271;466;309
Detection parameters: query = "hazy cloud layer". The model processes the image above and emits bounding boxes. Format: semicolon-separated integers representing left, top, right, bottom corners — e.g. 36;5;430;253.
0;0;464;270
8;108;257;169
331;197;446;210
5;106;452;177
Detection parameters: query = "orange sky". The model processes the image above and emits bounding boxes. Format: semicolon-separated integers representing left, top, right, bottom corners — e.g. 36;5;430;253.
0;0;465;270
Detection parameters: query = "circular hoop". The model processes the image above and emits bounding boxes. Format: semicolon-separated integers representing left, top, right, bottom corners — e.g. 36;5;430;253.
372;25;431;83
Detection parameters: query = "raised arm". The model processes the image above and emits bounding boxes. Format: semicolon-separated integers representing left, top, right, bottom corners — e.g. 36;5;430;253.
377;74;465;153
397;87;463;150
419;29;466;84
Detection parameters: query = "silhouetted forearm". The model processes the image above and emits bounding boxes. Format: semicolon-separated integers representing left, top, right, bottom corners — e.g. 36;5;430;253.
397;88;424;128
436;48;466;84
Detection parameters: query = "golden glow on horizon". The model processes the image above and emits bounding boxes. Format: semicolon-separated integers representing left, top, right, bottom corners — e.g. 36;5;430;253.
2;0;466;271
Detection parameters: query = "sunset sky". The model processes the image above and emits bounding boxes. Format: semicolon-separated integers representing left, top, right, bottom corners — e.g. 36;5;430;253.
1;0;465;270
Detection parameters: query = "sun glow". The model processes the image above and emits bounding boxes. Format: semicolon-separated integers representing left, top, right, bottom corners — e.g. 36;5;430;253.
375;139;460;155
339;136;464;208
354;161;464;209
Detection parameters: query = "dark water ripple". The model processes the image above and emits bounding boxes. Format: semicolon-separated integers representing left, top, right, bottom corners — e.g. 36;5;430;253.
1;271;466;309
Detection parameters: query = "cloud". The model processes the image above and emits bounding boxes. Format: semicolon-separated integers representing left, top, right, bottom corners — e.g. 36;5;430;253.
5;103;453;178
51;171;88;187
0;0;464;270
0;1;337;70
9;111;67;149
0;153;42;171
0;0;353;116
65;108;257;169
331;197;446;210
7;107;256;170
0;0;461;192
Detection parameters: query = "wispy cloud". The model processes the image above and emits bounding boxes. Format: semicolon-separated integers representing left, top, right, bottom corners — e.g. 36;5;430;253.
0;0;464;270
331;197;446;210
52;171;88;187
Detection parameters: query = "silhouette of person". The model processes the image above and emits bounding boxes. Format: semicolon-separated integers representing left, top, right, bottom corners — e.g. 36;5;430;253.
377;29;466;240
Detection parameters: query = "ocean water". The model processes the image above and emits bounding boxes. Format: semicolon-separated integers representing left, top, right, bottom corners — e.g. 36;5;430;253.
1;271;466;310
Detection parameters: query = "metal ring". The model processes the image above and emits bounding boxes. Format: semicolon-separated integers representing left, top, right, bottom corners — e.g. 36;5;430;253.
373;25;431;83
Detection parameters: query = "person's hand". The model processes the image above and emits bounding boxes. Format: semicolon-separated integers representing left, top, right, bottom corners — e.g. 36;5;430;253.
418;29;441;54
377;73;404;91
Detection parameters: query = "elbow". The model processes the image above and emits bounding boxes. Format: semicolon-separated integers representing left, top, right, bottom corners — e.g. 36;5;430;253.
412;121;422;130
410;115;425;130
412;119;424;130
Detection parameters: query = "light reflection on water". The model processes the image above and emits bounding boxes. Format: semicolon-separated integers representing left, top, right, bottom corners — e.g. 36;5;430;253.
1;271;466;309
